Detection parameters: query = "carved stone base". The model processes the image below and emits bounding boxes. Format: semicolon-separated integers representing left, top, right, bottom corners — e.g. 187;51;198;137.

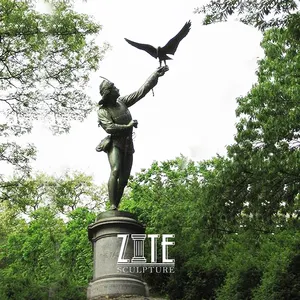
87;211;148;299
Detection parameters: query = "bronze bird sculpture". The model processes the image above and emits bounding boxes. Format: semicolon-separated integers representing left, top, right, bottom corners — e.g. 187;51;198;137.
125;20;191;67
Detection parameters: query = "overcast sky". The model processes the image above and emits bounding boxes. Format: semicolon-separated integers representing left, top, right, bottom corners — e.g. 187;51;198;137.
18;0;263;185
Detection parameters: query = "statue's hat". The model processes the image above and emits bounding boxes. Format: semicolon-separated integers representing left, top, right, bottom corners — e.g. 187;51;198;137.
99;76;114;105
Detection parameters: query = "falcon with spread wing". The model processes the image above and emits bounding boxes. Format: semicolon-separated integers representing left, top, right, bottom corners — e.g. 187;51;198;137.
125;20;191;67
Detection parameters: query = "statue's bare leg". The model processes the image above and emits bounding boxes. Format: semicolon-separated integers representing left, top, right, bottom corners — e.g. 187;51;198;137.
116;152;133;208
108;146;122;210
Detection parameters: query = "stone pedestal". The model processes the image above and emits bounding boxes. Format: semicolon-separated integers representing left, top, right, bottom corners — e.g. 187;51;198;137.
87;211;148;299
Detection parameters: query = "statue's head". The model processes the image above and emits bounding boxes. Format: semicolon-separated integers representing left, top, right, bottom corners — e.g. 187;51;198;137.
98;78;119;105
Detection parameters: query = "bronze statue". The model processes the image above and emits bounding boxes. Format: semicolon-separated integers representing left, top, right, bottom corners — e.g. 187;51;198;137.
97;66;169;210
125;20;191;67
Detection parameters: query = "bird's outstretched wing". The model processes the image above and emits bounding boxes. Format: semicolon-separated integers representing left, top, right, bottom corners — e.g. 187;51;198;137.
162;20;191;55
124;38;157;58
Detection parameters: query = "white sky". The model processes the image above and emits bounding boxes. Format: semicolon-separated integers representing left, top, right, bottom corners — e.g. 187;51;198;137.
17;0;264;185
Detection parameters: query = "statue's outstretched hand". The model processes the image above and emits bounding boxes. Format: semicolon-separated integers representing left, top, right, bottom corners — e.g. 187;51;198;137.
157;66;169;77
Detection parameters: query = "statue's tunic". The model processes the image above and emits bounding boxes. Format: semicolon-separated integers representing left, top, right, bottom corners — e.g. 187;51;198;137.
97;72;159;154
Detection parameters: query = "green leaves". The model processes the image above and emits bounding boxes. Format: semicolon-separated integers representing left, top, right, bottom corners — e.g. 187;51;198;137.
49;172;106;213
224;26;300;231
195;0;299;31
0;206;95;299
0;0;109;177
0;173;101;299
0;0;105;133
0;172;106;214
59;208;96;283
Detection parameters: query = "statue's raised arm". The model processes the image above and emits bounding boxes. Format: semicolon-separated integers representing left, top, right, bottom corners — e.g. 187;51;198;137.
118;66;169;107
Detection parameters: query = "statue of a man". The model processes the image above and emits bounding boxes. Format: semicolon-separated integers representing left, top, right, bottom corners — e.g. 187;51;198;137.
97;66;169;210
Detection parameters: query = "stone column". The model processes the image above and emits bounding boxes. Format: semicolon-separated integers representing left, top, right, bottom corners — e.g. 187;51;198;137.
87;211;148;300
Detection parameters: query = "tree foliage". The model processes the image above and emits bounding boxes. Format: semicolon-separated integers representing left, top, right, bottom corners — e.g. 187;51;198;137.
0;207;97;300
0;141;36;178
0;0;109;177
0;171;106;211
121;156;226;299
0;172;101;300
221;25;300;231
0;0;107;134
195;0;300;31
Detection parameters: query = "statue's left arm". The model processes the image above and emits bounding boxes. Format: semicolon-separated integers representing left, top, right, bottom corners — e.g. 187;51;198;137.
119;66;168;107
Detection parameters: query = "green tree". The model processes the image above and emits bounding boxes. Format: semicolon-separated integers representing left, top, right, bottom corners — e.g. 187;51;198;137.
199;26;300;234
122;153;299;299
195;0;299;31
49;172;106;213
193;2;300;297
0;172;106;213
59;207;96;297
0;0;109;177
121;156;225;299
0;172;101;299
0;207;66;300
0;142;36;178
0;173;51;213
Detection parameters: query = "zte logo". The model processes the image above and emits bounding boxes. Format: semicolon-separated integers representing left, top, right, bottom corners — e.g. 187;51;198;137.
117;234;175;265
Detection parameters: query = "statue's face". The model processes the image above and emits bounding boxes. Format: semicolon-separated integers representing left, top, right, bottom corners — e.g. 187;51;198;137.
105;85;119;105
110;85;120;99
99;80;120;105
